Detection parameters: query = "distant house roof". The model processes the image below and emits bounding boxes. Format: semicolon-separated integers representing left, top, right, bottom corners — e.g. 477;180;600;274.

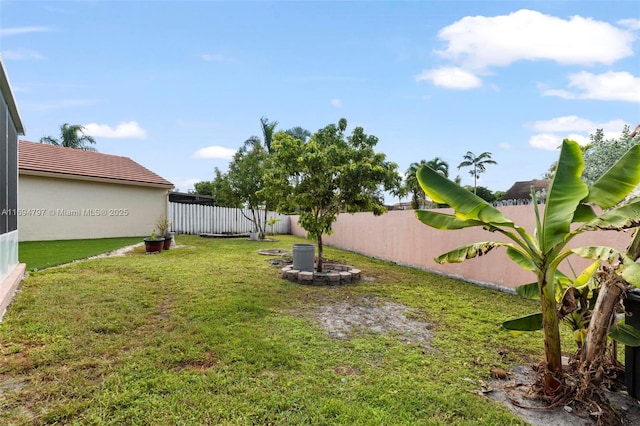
19;140;173;188
500;179;550;201
169;191;216;206
387;201;413;210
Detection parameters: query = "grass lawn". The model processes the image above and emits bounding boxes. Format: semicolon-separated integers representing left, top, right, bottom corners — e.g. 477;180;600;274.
1;235;574;425
19;236;144;271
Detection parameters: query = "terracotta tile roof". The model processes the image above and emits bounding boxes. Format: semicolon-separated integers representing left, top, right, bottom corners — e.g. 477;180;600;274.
499;179;550;201
19;140;173;188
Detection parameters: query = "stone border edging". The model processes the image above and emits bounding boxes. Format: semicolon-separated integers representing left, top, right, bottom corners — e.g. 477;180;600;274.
281;263;361;285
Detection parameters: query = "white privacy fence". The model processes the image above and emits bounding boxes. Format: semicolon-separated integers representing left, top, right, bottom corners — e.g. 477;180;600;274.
169;202;291;235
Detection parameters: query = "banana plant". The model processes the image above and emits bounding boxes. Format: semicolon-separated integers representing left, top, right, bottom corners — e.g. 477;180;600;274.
415;139;640;394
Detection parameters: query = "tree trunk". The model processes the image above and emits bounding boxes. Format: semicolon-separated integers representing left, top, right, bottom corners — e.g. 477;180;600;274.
540;271;564;393
581;271;624;367
581;231;640;369
317;235;323;272
260;208;268;240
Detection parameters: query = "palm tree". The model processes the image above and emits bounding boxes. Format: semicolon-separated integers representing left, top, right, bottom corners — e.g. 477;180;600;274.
405;160;427;209
457;151;497;194
259;116;278;153
425;157;449;178
405;158;450;209
40;123;97;151
242;117;279;238
285;126;311;142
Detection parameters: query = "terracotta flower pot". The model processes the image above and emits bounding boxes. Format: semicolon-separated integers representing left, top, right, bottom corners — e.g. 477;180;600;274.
163;236;172;250
144;238;164;253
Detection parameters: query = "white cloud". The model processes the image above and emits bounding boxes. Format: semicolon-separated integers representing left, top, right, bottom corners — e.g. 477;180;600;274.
0;26;52;37
532;116;627;133
566;133;589;146
83;121;147;139
330;98;343;107
201;53;236;62
541;71;640;103
1;49;45;60
436;9;634;69
193;146;236;160
169;177;201;192
415;66;482;89
529;116;629;150
529;133;562;150
499;142;511;150
618;18;640;30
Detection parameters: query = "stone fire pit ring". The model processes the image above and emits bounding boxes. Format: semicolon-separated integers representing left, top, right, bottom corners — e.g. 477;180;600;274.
281;263;361;285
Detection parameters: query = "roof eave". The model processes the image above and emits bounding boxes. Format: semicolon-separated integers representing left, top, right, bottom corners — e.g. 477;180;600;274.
19;169;174;189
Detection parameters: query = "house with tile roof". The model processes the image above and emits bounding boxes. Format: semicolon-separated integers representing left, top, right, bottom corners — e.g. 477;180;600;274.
499;179;550;203
0;59;26;319
18;141;174;241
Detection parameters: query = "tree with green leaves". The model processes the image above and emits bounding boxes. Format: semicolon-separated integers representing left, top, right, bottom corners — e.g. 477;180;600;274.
40;123;97;151
457;151;496;194
416;139;640;405
265;118;401;271
582;125;639;186
405;160;428;210
259;116;278;153
464;185;495;203
193;168;240;208
405;158;449;209
426;157;449;178
193;181;214;196
284;126;311;142
226;138;274;238
543;125;640;183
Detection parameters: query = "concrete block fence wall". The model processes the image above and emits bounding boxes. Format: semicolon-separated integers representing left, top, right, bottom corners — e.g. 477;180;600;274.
290;206;634;291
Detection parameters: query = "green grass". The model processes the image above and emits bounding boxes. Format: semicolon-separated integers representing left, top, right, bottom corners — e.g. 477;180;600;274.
19;237;144;270
1;235;575;425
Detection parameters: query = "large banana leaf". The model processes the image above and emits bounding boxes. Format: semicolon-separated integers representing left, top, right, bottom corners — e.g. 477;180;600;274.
433;241;512;264
506;246;537;271
502;313;543;331
580;199;640;231
585;145;640;209
515;282;539;299
415;210;485;230
572;246;640;287
417;166;513;226
542;140;589;252
574;261;600;288
610;322;640;347
572;203;597;223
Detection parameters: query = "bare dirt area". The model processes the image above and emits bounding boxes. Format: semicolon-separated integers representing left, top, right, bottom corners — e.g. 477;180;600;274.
313;295;434;349
87;243;143;258
483;364;640;425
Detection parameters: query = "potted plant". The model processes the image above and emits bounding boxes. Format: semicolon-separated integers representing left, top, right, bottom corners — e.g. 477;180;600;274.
143;230;164;253
155;215;172;250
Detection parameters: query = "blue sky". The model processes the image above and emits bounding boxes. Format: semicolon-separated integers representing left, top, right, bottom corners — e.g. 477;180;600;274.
1;1;638;202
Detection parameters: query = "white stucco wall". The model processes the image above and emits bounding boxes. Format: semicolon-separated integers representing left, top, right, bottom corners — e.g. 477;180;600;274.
19;174;170;241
